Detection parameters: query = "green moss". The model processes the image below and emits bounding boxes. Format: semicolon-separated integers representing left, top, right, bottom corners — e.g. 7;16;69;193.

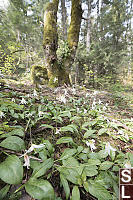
68;0;82;50
31;65;48;89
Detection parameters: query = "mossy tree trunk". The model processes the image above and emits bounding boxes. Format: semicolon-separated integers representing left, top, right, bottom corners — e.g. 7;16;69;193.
43;0;59;87
43;0;82;87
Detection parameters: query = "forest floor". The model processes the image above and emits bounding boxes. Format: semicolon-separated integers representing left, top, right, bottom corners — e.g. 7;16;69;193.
0;78;133;200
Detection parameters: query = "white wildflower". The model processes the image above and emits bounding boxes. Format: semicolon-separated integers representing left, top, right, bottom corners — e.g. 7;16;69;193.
105;142;116;155
0;111;5;118
124;161;132;168
26;143;45;154
86;93;90;97
93;91;98;95
72;88;76;95
12;98;15;102
103;106;107;111
84;109;87;114
98;99;102;105
77;107;80;112
23;154;30;169
38;111;44;118
118;130;124;135
20;97;27;105
55;128;60;135
33;89;38;97
86;139;96;152
54;77;58;83
58;94;67;104
26;113;33;118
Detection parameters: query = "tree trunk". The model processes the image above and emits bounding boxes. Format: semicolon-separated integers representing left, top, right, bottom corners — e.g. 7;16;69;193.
61;0;67;40
43;0;82;87
43;0;59;87
86;0;91;51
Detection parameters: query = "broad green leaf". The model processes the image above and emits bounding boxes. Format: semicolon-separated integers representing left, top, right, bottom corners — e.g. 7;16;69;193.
32;158;54;178
60;125;74;133
98;150;108;159
88;159;101;166
25;179;55;200
71;186;80;200
56;137;74;144
61;157;80;184
0;136;25;151
60;174;70;200
83;129;97;138
0;129;24;138
100;161;113;170
98;128;107;135
40;124;54;129
0;155;23;184
88;181;112;200
84;165;98;177
0;185;10;199
60;148;77;160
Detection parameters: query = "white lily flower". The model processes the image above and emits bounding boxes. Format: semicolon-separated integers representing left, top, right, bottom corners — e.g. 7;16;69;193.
26;143;45;154
20;97;27;105
58;94;67;104
72;88;76;95
55;128;60;135
86;139;96;152
38;111;44;118
93;91;98;95
86;93;89;97
54;77;58;83
26;113;33;118
12;98;15;102
105;142;116;155
33;89;38;97
124;161;132;168
98;99;102;104
23;154;30;169
0;111;5;118
103;106;107;111
84;109;87;114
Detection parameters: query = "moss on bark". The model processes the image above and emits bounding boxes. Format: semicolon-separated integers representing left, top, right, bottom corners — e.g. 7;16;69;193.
68;0;82;54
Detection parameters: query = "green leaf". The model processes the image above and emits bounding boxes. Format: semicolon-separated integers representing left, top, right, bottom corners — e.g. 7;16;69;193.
0;129;24;138
98;150;108;159
88;181;112;200
84;165;98;177
56;137;74;144
0;185;10;199
40;124;54;129
98;128;107;135
71;186;80;200
32;158;54;178
88;159;101;166
83;129;97;138
0;155;23;184
60;111;71;118
60;174;70;200
60;148;77;160
100;161;113;170
25;179;55;200
0;136;25;151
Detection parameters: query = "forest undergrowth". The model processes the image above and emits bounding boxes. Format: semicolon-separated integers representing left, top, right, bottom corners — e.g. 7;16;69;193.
0;79;133;200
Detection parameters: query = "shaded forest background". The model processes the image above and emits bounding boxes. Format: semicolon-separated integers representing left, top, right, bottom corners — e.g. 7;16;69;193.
0;0;133;88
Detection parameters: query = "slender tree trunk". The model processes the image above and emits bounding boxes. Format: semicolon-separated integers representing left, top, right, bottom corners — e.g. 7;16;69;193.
86;0;91;51
61;0;67;40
